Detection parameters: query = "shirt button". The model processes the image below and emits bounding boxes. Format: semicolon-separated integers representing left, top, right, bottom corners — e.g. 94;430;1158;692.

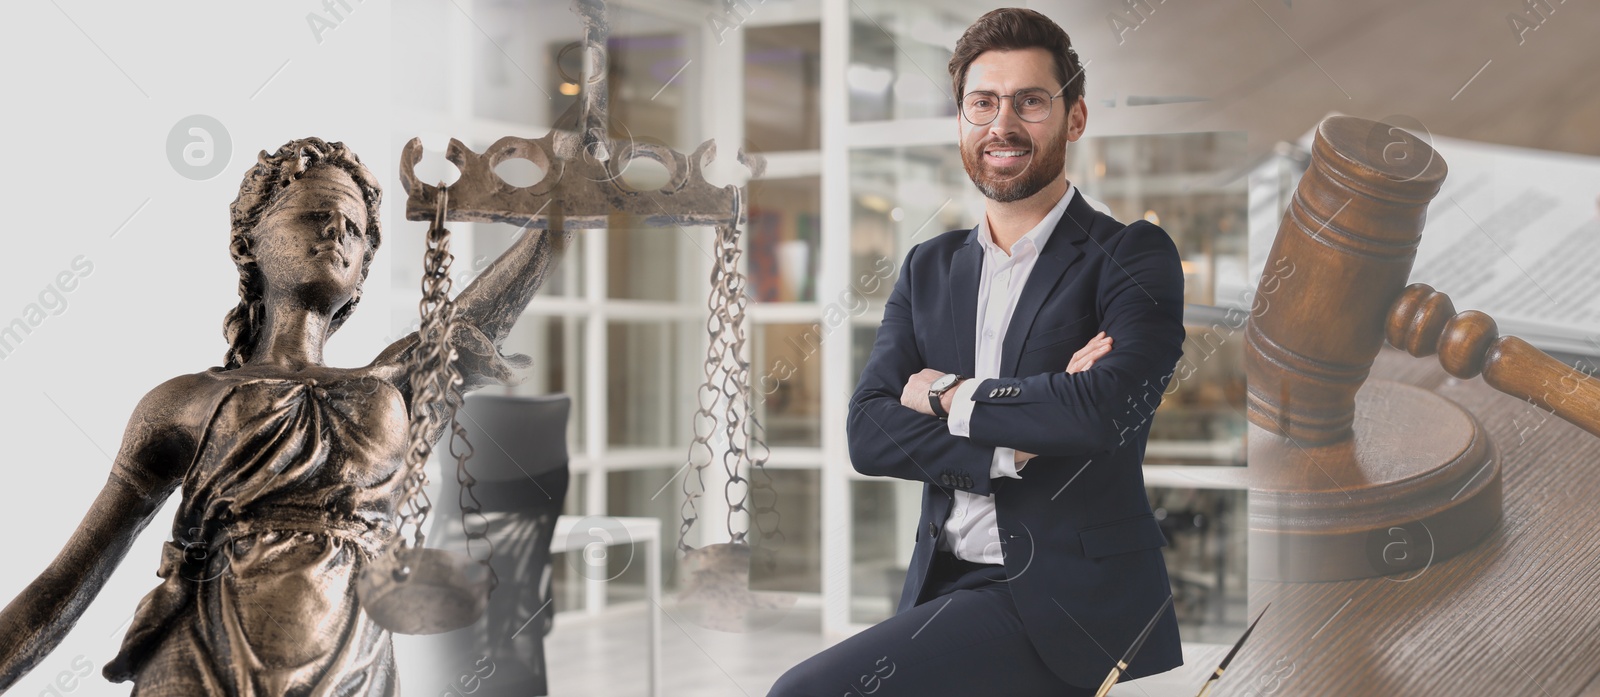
984;329;995;340
953;508;964;519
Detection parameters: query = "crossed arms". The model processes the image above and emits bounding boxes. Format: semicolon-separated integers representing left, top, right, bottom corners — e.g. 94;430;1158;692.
846;222;1187;496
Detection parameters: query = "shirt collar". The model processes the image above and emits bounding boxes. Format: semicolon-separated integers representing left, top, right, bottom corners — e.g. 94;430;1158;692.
975;183;1077;258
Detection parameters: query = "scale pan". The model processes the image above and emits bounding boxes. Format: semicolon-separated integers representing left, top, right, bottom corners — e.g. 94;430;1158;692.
357;546;490;635
673;542;797;633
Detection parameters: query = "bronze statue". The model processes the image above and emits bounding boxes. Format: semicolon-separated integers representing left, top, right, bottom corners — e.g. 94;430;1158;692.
0;137;558;695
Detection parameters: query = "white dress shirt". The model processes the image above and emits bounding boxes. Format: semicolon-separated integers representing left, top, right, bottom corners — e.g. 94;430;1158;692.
939;184;1077;564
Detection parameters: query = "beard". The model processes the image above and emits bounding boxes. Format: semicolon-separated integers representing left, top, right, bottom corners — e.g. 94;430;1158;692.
960;124;1068;203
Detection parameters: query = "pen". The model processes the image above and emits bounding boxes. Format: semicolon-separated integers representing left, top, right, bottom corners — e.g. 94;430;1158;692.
1194;602;1271;697
1093;594;1174;697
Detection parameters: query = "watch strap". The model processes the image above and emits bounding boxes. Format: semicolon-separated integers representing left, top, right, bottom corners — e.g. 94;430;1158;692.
929;375;962;420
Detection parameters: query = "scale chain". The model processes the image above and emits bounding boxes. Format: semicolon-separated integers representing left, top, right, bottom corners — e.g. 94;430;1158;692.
677;220;784;556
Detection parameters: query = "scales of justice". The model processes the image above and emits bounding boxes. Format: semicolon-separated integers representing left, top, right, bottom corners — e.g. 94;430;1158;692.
360;0;795;636
0;2;790;691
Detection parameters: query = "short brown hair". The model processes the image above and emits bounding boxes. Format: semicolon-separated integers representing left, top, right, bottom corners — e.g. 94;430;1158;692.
948;8;1086;106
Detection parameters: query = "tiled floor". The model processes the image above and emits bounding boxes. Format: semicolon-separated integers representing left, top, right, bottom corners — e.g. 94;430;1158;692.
536;601;1228;697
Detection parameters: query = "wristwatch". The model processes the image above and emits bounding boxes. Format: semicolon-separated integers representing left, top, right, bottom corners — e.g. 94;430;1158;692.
928;373;964;420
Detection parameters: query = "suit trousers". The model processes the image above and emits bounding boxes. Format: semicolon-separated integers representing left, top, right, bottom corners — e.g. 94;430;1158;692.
767;549;1096;696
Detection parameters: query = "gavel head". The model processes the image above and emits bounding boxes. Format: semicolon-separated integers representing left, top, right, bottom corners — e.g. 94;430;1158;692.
1245;115;1448;446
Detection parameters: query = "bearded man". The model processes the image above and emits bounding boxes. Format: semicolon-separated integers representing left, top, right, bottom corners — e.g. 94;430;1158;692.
770;7;1188;696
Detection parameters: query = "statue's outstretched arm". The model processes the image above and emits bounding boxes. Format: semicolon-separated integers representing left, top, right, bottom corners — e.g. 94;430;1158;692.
449;222;563;348
0;375;191;690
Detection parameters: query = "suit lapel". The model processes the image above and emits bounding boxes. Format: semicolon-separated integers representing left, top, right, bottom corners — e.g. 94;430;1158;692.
999;189;1095;377
948;227;983;377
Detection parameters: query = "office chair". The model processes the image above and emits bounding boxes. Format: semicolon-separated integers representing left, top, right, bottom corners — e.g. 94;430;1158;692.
429;392;572;697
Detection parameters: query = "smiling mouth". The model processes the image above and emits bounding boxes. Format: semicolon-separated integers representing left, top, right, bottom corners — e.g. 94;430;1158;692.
984;146;1032;163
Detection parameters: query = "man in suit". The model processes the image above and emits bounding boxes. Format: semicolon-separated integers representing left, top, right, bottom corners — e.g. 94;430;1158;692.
768;8;1186;696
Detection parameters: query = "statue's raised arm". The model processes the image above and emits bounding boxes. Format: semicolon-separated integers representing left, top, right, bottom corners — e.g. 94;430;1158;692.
371;195;561;397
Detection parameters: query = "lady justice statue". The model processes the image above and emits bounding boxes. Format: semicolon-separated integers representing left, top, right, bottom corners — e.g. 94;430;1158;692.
0;137;555;695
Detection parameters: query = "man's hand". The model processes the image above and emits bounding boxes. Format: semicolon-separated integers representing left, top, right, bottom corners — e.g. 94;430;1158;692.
1015;331;1113;463
1067;331;1112;374
900;368;947;416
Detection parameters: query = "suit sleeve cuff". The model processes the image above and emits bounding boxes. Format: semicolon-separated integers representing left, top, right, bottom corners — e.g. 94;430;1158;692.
945;378;981;438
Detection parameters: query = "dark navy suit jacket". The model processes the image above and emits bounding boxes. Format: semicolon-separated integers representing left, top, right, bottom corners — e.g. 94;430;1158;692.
846;188;1186;688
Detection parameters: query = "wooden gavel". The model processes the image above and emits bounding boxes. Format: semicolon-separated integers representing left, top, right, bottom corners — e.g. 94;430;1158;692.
1387;285;1600;437
1247;116;1600;447
1246;115;1598;582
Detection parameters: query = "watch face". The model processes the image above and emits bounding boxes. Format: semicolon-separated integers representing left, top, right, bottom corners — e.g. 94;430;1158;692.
931;374;959;392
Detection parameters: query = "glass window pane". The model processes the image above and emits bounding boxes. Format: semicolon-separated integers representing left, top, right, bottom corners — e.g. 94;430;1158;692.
607;320;695;448
601;466;686;603
848;2;965;122
546;10;693;150
849;479;923;624
545;227;583;298
1069;132;1251;307
753;323;823;447
501;314;586;452
745;24;821;152
565;470;586;517
748;177;822;303
748;469;821;595
851;324;878;390
850;145;972;310
1147;320;1248;466
607;213;692;301
602;31;688;149
1149;486;1248;644
549;471;588;614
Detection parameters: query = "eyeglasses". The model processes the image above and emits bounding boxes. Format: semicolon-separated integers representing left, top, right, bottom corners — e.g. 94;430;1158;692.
960;88;1063;126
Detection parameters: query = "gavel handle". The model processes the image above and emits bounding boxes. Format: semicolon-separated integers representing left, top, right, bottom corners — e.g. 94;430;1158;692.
1387;283;1600;440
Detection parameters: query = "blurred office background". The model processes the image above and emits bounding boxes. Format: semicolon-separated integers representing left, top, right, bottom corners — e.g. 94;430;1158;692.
389;0;1598;694
0;0;1590;695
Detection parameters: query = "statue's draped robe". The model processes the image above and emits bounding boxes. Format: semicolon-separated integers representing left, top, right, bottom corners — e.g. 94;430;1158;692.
104;325;528;697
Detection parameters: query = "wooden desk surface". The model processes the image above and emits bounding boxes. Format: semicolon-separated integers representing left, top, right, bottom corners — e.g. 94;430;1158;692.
1218;345;1600;696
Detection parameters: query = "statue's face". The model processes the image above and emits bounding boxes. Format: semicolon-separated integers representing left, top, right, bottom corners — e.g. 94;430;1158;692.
251;166;371;317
